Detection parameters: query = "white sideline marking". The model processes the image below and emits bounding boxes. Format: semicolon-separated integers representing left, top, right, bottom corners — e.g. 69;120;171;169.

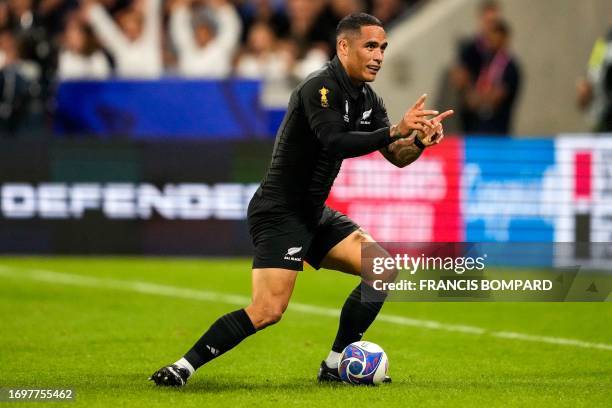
0;266;611;352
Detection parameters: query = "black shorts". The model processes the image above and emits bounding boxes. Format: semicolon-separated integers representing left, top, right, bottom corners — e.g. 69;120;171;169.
247;195;359;271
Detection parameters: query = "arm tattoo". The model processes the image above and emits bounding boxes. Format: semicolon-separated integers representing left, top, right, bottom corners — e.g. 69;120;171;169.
390;124;402;139
389;141;423;167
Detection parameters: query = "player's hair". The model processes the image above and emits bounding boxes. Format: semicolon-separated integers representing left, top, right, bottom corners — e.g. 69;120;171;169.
336;13;383;40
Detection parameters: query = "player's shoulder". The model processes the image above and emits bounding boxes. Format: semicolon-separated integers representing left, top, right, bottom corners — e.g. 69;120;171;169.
295;63;344;111
298;62;342;97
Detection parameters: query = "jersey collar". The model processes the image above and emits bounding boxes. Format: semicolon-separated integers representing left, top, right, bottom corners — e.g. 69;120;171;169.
330;56;363;101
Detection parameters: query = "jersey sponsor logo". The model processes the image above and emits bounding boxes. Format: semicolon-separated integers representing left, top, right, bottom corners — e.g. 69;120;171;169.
319;87;330;107
284;246;303;262
360;109;372;125
344;100;350;123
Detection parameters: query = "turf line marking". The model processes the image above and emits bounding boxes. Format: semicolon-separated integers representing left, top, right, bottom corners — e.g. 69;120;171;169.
0;266;611;351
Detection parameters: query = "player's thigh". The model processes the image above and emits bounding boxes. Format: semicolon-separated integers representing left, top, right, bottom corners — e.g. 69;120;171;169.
319;229;395;283
319;228;375;276
248;197;312;272
250;267;298;312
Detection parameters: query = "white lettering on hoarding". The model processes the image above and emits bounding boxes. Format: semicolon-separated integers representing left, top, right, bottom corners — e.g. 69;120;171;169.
38;183;69;218
70;184;101;218
0;183;259;220
1;184;36;218
103;184;136;219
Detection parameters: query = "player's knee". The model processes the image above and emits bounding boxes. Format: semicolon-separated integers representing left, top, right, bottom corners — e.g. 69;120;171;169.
258;306;284;328
354;228;373;243
247;302;285;329
264;307;284;325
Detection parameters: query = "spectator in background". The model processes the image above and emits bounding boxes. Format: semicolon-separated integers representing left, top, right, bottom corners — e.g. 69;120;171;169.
577;15;612;132
321;0;363;51
84;0;162;78
37;0;80;37
1;0;80;71
329;0;363;20
235;20;291;80
57;16;110;80
0;30;32;136
370;0;407;28
169;0;241;78
96;0;132;15
449;0;501;132
285;0;329;79
237;0;289;44
2;0;58;108
5;0;35;31
461;19;521;134
0;0;66;135
0;2;8;28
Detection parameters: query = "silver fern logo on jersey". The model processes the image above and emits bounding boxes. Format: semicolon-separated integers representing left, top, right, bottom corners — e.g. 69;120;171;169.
360;109;372;125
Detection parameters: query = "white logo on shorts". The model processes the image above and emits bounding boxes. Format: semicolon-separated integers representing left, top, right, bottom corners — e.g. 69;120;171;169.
284;246;303;262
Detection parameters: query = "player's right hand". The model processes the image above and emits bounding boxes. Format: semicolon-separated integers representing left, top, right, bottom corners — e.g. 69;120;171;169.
396;94;438;136
418;109;454;147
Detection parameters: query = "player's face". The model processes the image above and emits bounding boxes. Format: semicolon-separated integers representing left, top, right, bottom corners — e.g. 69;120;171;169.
346;25;388;83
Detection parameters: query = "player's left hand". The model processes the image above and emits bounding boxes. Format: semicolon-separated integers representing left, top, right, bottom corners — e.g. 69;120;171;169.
418;110;454;147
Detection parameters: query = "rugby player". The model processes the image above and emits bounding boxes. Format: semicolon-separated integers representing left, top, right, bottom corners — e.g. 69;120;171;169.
150;12;453;387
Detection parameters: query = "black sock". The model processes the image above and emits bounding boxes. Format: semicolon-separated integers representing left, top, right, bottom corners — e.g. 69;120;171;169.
331;283;387;353
184;308;256;370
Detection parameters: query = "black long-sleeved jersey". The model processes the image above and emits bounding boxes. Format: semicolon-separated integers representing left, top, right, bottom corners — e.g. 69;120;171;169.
255;56;394;222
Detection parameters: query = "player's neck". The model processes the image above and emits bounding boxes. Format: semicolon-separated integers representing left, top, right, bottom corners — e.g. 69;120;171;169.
337;57;364;87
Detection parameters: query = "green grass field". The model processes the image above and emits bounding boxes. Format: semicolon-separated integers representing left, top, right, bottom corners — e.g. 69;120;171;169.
0;257;611;407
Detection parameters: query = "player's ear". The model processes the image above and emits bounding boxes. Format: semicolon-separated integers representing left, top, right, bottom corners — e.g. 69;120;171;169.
337;37;349;57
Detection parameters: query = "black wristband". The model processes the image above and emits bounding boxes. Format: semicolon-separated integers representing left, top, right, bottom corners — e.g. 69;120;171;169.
414;136;426;150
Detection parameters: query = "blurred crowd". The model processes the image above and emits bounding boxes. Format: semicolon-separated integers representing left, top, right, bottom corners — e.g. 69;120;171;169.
0;0;421;136
0;0;610;138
